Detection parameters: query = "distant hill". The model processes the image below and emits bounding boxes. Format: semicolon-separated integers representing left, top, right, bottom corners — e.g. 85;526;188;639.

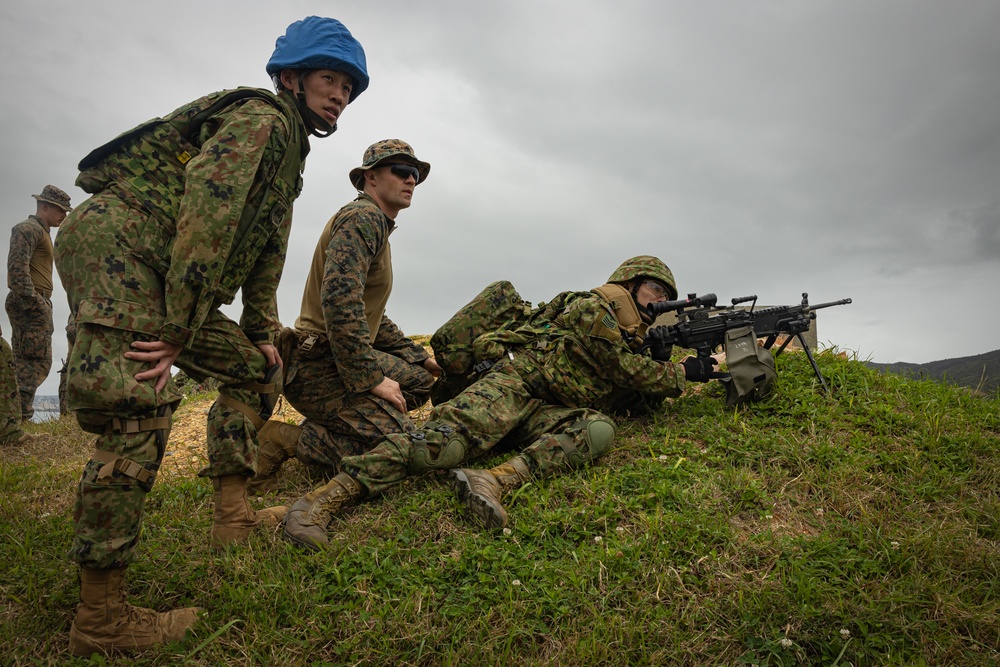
865;349;1000;395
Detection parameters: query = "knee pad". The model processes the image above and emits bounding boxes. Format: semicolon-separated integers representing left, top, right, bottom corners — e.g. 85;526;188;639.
582;418;615;458
407;422;468;474
558;418;616;469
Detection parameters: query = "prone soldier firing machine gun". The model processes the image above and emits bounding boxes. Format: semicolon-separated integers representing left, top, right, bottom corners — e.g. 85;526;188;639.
643;292;852;402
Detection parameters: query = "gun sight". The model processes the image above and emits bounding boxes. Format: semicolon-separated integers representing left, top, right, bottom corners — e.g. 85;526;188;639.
648;293;717;315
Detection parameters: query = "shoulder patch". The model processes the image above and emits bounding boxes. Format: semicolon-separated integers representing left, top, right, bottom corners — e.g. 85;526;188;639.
589;308;622;343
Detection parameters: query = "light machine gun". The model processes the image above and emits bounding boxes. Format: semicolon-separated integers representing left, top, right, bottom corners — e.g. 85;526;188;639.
644;292;852;393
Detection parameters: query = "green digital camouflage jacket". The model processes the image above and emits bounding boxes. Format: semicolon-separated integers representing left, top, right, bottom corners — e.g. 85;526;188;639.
65;88;309;347
476;290;687;411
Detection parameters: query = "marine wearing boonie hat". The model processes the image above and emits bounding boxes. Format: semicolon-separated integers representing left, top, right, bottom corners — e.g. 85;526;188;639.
32;185;72;212
349;139;431;190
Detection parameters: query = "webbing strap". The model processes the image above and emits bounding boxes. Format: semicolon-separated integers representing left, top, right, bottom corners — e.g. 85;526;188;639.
92;448;156;486
104;416;171;435
231;380;278;394
216;393;265;430
556;435;579;459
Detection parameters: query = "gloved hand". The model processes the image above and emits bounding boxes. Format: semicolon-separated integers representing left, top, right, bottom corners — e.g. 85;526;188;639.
681;355;718;383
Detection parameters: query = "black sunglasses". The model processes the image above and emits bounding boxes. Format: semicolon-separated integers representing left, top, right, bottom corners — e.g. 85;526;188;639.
382;163;421;183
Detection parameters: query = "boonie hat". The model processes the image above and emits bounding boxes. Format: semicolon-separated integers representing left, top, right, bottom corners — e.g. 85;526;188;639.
349;139;431;190
32;184;72;212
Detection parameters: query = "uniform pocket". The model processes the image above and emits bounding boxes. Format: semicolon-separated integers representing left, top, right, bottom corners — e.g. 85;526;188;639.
15;329;52;360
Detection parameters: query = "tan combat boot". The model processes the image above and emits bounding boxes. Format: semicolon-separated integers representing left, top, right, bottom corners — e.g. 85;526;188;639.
210;474;288;548
282;473;363;551
69;566;203;656
450;457;532;529
247;420;301;494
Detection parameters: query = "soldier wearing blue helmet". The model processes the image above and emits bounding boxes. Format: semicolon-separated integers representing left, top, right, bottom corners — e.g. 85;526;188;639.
267;16;369;137
57;17;368;657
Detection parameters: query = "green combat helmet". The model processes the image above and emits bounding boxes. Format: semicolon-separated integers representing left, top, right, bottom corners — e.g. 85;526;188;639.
607;255;678;301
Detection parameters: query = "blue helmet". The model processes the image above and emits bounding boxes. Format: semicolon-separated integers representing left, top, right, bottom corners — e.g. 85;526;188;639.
267;16;369;103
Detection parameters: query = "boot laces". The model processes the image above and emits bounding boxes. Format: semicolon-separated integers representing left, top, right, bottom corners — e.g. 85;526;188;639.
310;482;350;527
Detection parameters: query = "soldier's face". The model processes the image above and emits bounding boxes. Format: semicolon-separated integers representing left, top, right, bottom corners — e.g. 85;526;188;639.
634;280;669;308
39;203;67;228
284;69;353;127
367;162;418;213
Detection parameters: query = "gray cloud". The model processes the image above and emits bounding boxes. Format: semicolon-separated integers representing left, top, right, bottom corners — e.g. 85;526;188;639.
3;0;999;395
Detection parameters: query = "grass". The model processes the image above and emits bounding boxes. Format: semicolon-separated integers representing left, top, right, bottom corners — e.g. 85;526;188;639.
1;349;998;665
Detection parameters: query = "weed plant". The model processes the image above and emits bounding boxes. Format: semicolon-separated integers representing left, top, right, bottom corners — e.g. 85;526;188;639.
1;350;998;665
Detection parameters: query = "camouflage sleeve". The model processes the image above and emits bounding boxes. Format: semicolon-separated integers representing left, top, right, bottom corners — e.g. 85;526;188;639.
567;297;687;398
237;149;293;344
158;100;289;347
6;223;39;298
374;314;430;364
321;208;389;394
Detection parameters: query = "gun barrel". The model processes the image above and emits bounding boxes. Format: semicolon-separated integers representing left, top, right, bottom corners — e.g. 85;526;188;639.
808;297;852;311
649;292;717;315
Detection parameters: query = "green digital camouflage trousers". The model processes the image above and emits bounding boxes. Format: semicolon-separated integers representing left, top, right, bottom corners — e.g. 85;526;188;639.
58;313;76;417
284;345;434;472
64;313;270;569
0;335;24;445
341;358;613;495
4;292;53;420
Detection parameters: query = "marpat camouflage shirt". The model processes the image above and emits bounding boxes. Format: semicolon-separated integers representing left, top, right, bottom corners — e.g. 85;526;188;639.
296;194;426;395
7;216;53;298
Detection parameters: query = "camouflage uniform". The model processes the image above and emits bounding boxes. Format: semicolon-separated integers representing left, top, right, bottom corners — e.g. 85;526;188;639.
283;193;433;472
55;88;309;569
0;322;24;445
58;312;76;417
6;214;56;420
341;288;687;494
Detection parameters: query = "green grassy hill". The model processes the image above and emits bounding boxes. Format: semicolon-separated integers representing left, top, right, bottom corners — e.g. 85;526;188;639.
866;348;1000;396
1;349;998;666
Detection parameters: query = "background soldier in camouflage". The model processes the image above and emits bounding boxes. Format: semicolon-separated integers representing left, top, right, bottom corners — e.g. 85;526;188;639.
252;139;439;492
53;17;369;657
280;256;721;550
5;184;71;421
0;322;26;446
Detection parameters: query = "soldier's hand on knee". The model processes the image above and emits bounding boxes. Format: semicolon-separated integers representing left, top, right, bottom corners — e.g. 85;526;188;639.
125;340;183;392
422;357;442;378
256;342;280;368
370;376;406;413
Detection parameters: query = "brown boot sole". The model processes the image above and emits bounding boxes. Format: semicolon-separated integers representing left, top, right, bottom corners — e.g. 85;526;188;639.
450;470;507;530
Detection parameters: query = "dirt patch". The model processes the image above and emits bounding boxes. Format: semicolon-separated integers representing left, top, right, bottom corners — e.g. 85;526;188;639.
159;396;308;477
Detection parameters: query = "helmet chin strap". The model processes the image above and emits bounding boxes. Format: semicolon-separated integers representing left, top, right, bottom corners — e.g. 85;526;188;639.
296;77;338;138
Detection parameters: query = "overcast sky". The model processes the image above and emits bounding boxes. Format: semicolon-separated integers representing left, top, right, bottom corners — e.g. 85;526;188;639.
3;0;999;396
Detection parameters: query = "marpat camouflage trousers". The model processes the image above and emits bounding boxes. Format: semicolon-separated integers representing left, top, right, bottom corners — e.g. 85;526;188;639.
4;292;53;420
0;336;24;444
284;344;433;473
342;359;613;495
